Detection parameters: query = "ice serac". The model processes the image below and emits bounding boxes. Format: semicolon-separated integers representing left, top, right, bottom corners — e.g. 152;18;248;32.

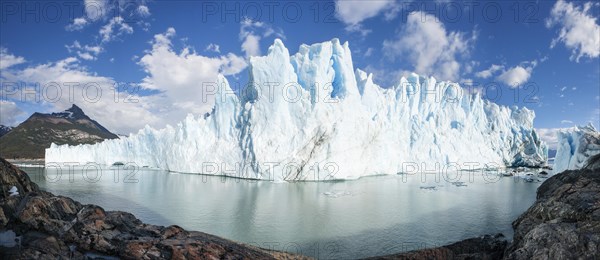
46;39;548;181
553;124;600;173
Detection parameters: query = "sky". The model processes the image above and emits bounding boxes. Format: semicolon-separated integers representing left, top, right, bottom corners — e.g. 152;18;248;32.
0;0;598;149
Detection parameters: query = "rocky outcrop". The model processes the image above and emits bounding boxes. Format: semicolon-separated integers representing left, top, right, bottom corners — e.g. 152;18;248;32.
0;157;307;259
504;167;600;259
369;234;508;259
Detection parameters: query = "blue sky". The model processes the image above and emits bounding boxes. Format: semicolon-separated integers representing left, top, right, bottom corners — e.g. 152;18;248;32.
0;0;599;147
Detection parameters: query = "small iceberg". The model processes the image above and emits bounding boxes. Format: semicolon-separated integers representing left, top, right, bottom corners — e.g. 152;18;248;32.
8;186;19;196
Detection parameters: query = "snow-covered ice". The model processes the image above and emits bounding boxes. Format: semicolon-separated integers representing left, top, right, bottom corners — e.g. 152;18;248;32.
46;39;547;181
553;124;600;173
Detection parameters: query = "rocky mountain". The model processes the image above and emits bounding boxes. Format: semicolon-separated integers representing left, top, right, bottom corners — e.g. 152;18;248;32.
0;125;12;138
0;105;118;159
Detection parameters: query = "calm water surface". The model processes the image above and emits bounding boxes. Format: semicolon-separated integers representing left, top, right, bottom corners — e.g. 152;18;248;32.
20;166;544;259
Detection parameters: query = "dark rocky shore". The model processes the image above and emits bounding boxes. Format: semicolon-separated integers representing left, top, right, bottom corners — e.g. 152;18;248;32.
0;158;307;259
2;156;599;259
372;155;600;259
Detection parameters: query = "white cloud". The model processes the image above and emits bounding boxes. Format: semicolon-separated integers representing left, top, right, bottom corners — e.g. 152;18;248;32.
475;64;504;79
335;0;397;33
0;100;24;126
561;120;574;124
84;0;111;21
0;48;25;70
382;11;476;81
137;5;151;17
536;128;562;150
546;0;600;62
66;41;103;61
241;34;261;57
139;28;247;115
0;56;161;134
496;66;532;87
363;65;409;88
205;43;221;53
77;52;95;61
100;16;134;42
364;47;374;57
67;0;152;51
2;27;249;134
65;17;89;31
239;18;285;58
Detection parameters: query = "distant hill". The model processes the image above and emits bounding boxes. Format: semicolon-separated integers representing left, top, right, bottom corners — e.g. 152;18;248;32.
0;105;118;159
0;125;13;137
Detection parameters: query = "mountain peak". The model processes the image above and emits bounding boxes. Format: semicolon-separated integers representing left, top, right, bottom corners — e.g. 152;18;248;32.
66;104;85;115
0;104;118;159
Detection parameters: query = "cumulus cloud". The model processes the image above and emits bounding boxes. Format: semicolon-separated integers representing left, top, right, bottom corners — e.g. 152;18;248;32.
0;100;24;126
65;17;89;31
139;28;247;115
0;56;161;134
84;0;111;21
335;0;398;34
546;0;600;62
239;18;285;58
536;128;562;150
241;34;261;57
0;48;25;70
100;16;134;42
66;41;103;61
137;5;151;17
205;43;220;53
475;64;504;79
66;0;152;52
382;11;476;81
2;26;246;133
496;66;532;87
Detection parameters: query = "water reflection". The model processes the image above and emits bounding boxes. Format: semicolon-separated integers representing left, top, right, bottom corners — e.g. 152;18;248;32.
21;166;542;259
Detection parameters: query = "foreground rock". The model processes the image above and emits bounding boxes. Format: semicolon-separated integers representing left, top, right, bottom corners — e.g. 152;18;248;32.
0;158;307;259
505;166;600;259
369;234;508;259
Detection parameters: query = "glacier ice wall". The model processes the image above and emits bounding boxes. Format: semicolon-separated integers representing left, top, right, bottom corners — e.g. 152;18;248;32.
553;124;600;173
46;39;547;181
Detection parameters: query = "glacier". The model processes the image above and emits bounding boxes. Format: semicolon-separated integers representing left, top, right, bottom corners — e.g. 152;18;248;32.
46;39;547;181
553;124;600;173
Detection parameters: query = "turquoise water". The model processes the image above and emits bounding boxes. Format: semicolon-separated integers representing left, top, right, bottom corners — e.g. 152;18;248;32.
21;166;543;259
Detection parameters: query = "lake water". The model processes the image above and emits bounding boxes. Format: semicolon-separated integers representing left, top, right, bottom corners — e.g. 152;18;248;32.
20;166;544;259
